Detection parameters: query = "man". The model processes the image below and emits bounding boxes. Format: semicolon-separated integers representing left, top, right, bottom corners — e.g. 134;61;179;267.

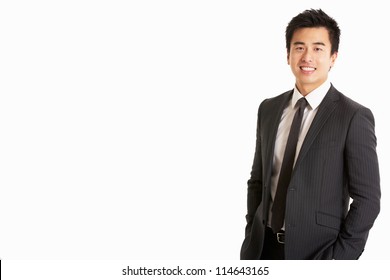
240;9;381;260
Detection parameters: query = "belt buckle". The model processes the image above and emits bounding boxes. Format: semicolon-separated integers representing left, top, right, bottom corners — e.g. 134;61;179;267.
276;232;285;244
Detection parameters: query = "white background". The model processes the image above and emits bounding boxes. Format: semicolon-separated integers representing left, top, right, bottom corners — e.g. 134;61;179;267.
0;0;388;263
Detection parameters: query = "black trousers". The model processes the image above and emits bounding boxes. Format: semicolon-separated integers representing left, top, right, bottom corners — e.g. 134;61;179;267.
260;227;285;260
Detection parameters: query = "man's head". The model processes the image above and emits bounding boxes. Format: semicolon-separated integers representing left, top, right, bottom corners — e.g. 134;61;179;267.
286;9;341;95
286;9;340;55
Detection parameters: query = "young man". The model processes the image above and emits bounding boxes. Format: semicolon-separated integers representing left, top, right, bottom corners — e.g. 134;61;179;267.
240;9;381;260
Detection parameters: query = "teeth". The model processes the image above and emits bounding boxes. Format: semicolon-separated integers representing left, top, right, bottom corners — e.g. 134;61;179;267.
301;67;315;71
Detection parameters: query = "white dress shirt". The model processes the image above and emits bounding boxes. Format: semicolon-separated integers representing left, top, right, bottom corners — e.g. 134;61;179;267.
267;80;331;229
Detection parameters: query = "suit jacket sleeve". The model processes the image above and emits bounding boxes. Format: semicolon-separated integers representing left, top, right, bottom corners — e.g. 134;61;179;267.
244;102;264;237
333;106;381;259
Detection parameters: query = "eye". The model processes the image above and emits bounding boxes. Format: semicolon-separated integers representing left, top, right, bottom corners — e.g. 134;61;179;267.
314;47;323;51
295;46;304;51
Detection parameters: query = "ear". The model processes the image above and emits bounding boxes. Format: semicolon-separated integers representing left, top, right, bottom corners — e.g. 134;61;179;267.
330;51;338;67
287;49;290;65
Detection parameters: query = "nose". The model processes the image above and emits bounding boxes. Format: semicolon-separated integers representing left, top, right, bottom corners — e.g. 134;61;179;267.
301;49;313;63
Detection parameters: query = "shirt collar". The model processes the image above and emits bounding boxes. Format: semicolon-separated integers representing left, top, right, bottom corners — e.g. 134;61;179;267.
292;80;331;110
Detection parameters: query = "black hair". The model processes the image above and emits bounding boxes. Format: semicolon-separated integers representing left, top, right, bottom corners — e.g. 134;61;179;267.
285;9;340;55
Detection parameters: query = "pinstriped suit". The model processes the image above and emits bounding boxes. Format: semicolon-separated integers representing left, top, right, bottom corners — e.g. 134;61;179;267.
240;84;381;260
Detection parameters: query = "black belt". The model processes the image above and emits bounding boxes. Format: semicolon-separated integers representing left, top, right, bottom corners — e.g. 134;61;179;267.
276;232;285;244
266;227;285;244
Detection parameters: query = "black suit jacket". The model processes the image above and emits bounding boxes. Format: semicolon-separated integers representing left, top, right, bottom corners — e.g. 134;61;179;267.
240;85;381;260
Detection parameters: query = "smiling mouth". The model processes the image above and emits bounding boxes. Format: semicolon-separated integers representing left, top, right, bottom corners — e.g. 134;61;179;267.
300;66;316;71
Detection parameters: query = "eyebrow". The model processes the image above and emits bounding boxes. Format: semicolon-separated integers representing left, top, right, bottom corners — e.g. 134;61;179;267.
293;41;326;46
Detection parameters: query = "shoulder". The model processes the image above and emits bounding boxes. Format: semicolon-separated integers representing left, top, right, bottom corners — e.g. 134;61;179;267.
330;85;375;124
258;89;292;112
330;85;373;114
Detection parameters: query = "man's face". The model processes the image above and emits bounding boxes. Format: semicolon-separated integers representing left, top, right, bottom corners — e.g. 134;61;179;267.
287;27;337;95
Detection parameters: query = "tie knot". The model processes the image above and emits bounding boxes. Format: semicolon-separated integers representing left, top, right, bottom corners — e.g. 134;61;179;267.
296;97;308;110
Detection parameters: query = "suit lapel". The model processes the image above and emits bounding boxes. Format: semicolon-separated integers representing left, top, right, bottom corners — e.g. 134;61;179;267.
261;91;292;212
264;91;292;179
294;85;339;168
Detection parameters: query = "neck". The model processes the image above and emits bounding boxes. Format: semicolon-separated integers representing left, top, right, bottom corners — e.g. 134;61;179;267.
295;80;327;96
